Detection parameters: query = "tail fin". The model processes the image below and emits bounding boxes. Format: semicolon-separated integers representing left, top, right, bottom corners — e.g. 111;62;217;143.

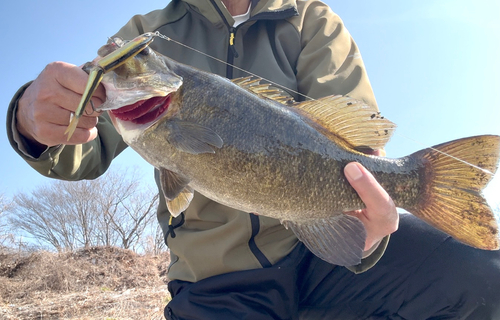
408;135;500;250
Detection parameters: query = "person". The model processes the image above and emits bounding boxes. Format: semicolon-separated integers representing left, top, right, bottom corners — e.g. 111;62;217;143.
6;0;500;319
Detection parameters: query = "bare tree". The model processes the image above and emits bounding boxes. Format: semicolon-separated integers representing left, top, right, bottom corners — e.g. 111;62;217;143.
0;193;14;249
7;166;159;252
138;222;167;255
8;188;72;251
91;168;159;250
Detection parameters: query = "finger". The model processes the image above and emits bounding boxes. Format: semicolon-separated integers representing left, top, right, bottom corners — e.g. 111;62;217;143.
344;205;394;251
344;162;392;212
28;117;99;147
344;162;398;251
372;149;386;157
27;99;99;145
55;89;103;117
45;123;99;145
55;62;106;101
343;207;376;251
46;62;105;115
39;105;99;129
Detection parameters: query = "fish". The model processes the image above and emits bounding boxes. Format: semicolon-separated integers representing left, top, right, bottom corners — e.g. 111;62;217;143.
80;33;500;266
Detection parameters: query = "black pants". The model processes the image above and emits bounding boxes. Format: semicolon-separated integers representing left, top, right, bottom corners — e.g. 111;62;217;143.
165;215;500;320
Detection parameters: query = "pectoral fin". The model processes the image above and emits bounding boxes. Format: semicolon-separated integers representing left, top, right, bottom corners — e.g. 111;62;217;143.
166;119;223;154
158;168;194;217
283;215;366;266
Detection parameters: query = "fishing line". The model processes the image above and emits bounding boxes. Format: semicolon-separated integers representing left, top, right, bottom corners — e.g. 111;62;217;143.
153;32;497;178
153;32;317;101
396;133;495;176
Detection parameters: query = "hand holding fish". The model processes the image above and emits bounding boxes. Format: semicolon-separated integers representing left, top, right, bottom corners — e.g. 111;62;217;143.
344;161;399;252
16;61;104;151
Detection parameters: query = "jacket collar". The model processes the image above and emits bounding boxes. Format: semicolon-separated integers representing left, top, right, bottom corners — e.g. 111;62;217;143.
181;0;298;26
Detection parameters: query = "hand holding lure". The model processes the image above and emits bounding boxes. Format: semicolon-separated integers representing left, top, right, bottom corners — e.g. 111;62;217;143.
64;32;156;140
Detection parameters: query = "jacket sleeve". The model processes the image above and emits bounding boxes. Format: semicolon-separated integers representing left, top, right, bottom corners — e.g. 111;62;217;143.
6;83;129;181
293;1;388;272
4;14;159;181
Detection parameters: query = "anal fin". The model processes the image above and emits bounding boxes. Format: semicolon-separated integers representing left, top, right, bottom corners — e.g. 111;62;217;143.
284;215;366;266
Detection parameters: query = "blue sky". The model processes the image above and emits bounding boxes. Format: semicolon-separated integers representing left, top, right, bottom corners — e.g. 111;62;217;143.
1;0;499;209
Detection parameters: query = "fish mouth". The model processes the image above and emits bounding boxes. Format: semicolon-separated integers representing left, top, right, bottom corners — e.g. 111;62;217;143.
110;94;171;125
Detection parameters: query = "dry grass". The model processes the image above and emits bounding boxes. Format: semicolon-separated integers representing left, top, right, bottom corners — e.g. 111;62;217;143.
0;246;171;319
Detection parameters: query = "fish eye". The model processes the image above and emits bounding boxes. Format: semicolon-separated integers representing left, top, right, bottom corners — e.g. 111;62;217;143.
98;43;117;57
139;47;152;56
110;37;125;48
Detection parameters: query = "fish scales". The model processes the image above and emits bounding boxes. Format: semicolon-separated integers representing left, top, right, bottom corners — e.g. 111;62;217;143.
134;62;421;221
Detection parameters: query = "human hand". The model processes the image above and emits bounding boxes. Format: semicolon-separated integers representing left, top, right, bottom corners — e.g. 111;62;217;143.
343;153;399;252
16;61;105;151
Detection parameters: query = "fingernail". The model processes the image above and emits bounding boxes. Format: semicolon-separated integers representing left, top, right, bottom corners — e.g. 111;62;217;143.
345;163;363;181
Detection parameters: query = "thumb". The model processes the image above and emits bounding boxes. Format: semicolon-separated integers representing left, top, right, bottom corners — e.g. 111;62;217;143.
344;162;391;209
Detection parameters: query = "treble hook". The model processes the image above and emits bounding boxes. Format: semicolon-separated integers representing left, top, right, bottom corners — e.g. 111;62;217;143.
84;100;97;116
64;32;157;140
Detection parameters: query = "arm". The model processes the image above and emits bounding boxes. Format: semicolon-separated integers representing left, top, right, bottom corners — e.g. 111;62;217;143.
5;9;159;180
6;61;128;180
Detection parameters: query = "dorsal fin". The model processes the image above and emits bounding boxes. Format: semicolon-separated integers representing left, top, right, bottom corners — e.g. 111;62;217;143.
232;77;295;104
294;95;396;152
232;77;395;152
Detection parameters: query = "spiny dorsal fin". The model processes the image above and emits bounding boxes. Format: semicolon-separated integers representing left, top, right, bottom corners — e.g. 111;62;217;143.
232;77;295;105
294;95;396;152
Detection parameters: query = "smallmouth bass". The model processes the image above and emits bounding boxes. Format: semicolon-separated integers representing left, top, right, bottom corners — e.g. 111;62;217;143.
85;34;500;266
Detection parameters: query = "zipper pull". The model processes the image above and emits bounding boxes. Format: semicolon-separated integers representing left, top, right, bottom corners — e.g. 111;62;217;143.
229;27;239;58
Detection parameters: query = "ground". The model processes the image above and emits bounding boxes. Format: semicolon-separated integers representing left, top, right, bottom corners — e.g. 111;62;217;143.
0;246;171;319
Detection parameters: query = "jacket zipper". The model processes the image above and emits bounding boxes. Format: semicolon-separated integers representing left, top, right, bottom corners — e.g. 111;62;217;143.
208;1;274;268
208;1;297;79
206;1;297;268
227;26;239;79
209;0;239;78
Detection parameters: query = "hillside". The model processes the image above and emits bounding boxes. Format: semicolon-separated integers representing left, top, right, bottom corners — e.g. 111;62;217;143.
0;246;171;319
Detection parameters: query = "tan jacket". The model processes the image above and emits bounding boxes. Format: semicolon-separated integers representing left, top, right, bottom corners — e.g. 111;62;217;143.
7;0;386;283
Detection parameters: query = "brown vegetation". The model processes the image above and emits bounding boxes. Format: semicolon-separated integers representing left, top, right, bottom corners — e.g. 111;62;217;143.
8;167;160;253
0;246;171;319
